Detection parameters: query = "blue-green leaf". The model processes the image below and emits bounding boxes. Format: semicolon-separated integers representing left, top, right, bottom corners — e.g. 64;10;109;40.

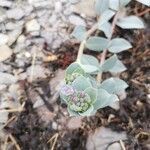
84;87;97;103
93;89;119;110
99;22;112;38
71;25;86;41
109;0;119;11
81;65;99;73
79;105;94;116
99;77;128;94
72;76;92;91
67;107;79;116
101;54;126;73
86;36;109;52
98;9;115;26
66;62;84;76
109;59;126;73
81;54;99;73
116;16;145;29
120;0;131;6
136;0;150;6
108;38;132;53
95;0;109;15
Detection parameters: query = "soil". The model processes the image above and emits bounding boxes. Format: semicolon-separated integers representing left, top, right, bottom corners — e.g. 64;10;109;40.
2;3;150;150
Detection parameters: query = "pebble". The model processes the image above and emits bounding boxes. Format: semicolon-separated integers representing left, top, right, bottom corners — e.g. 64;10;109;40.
55;1;62;13
0;34;9;45
52;122;58;130
0;0;12;8
69;15;86;26
6;8;25;20
0;45;12;62
108;142;122;150
25;19;40;32
0;72;17;85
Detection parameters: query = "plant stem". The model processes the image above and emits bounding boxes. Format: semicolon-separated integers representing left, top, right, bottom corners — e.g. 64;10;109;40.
76;23;98;63
97;11;121;83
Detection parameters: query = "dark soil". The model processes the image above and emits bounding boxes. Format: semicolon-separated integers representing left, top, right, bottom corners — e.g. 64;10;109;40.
4;5;150;150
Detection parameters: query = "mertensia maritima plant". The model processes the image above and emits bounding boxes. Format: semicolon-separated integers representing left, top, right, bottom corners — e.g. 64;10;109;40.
60;0;148;116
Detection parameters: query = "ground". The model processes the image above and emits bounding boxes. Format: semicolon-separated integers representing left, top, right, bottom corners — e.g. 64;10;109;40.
0;0;149;150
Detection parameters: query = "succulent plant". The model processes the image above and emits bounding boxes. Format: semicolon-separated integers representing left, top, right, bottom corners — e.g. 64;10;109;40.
59;0;147;117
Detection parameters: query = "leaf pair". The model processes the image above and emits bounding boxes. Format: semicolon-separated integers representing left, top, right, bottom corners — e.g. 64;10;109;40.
86;37;132;53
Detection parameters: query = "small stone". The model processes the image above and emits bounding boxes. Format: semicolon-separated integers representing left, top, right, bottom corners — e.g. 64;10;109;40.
52;122;58;130
108;142;122;150
55;1;62;13
6;8;25;20
5;21;24;30
0;72;17;85
0;45;12;62
0;34;9;45
0;0;12;8
26;19;40;32
17;35;26;44
69;15;86;26
8;28;22;46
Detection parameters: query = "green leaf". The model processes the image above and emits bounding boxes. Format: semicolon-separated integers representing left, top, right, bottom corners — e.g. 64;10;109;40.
98;9;115;26
67;107;79;116
99;77;128;94
109;59;126;73
99;22;112;38
84;87;97;103
66;62;84;75
95;0;109;15
136;0;150;6
116;16;145;29
72;76;92;91
120;0;131;6
81;54;99;67
108;38;132;53
81;65;99;73
109;0;119;11
71;25;86;41
93;89;119;110
81;54;99;73
101;54;126;73
86;36;109;52
79;105;94;116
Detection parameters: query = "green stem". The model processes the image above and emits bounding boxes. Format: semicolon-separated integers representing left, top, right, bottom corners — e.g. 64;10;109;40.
97;11;121;83
76;23;98;63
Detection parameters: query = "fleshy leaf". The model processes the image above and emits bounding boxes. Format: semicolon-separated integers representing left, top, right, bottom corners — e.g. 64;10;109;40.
116;16;145;29
93;89;119;110
79;105;94;116
86;36;109;52
66;62;84;76
108;38;132;53
95;0;109;15
98;9;115;26
109;0;119;11
81;65;99;73
120;0;131;6
81;54;99;73
99;22;112;38
109;59;126;73
136;0;150;6
99;77;128;94
67;107;79;117
84;87;97;103
72;76;92;91
71;25;86;41
101;54;126;73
